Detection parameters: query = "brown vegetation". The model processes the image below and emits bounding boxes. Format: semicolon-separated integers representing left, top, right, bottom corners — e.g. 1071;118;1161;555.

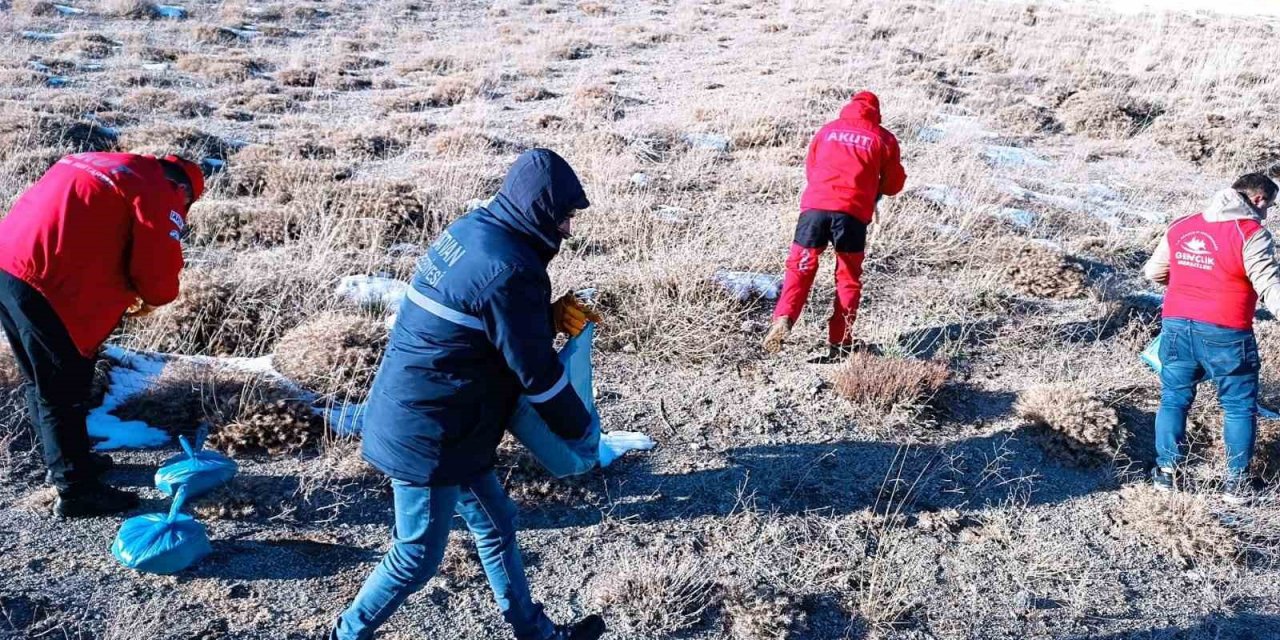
833;352;950;412
1016;383;1121;465
272;312;386;402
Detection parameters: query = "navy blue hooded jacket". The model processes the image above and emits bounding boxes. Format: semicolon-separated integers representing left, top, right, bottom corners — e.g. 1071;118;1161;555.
361;149;594;486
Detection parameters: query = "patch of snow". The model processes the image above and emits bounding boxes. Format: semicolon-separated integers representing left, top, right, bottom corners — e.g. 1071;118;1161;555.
653;205;691;224
464;195;495;211
683;132;731;152
28;61;52;73
917;114;997;144
998;207;1038;228
713;269;782;301
336;275;408;310
21;31;60;42
53;4;86;15
629;172;650;188
982;145;1050;169
141;62;169;72
914;184;969;209
155;5;189;19
88;348;170;450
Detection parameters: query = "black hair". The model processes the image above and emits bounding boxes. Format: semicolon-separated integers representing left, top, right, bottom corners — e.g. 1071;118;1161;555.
158;158;193;193
1232;173;1278;201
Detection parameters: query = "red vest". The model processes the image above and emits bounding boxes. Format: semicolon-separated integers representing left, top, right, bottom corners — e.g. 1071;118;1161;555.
1162;213;1262;330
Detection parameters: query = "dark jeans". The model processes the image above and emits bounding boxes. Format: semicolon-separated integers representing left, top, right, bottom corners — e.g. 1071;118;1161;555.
1155;318;1259;478
0;270;98;492
333;471;554;640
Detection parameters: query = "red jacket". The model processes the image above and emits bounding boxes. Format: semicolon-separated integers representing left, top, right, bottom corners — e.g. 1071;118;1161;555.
1162;212;1263;331
799;92;907;224
0;153;189;357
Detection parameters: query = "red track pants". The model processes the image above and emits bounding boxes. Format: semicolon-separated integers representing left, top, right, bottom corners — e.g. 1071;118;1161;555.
772;210;867;346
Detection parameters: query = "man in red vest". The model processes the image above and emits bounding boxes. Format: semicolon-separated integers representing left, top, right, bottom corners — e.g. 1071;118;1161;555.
1144;173;1280;504
0;152;204;517
763;91;907;360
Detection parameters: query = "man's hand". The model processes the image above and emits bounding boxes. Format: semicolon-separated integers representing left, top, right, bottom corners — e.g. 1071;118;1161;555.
552;291;602;337
125;298;157;318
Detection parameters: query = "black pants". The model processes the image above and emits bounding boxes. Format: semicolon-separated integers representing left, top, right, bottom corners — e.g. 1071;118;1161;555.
0;270;97;492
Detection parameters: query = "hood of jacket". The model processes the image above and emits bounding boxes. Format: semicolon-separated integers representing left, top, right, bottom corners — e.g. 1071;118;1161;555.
482;148;590;256
1204;188;1266;223
839;91;882;125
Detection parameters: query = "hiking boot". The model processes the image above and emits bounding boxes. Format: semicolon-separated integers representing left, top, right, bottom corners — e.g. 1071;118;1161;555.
762;317;792;353
1151;467;1175;493
1222;475;1261;506
46;452;114;485
549;615;606;640
54;483;139;518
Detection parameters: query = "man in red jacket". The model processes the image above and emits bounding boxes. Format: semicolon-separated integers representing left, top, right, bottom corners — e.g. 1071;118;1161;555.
0;152;204;517
763;91;907;359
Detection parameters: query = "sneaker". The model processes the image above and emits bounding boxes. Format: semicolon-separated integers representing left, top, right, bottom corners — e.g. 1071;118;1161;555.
549;615;606;640
54;483;139;518
762;317;792;353
46;453;115;485
1222;475;1261;506
1151;467;1175;492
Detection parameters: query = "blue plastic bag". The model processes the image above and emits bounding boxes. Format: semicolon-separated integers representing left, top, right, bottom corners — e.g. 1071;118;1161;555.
155;433;237;499
508;323;602;478
111;488;212;575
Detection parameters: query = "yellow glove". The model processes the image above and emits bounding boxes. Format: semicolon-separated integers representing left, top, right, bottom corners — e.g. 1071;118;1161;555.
552;292;602;337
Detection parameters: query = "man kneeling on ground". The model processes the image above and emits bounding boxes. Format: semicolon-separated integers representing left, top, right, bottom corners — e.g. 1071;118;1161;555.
0;152;203;517
1143;173;1280;504
331;149;606;640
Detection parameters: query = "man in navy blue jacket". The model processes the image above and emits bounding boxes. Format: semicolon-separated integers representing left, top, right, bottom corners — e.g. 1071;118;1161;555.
331;149;606;640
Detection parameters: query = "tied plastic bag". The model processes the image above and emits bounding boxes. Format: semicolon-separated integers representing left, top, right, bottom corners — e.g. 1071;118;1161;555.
111;488;212;575
509;324;602;479
155;432;237;499
1140;333;1280;419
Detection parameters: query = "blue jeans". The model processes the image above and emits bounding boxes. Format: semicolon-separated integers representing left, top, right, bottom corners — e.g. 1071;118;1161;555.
1155;318;1259;477
333;471;554;640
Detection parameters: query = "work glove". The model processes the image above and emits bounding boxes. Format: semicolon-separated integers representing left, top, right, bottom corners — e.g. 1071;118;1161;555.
551;291;602;338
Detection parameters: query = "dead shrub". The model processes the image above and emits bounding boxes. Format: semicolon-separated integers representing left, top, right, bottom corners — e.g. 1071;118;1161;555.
245;93;295;114
495;436;605;509
1016;383;1121;465
118;123;234;160
278;68;318;87
191;25;248;46
512;85;556;102
54;33;120;60
320;180;436;246
1153;114;1280;174
995;101;1061;135
103;0;161;19
111;359;320;457
14;0;59;16
185;199;298;248
427;128;508;156
131;269;252;356
272;312;386;402
1001;243;1087;299
0;70;49;89
730;116;801;149
0;113;117;161
832;352;950;412
380;76;483;112
0;341;22;398
724;583;808;640
1059;90;1162;139
592;550;722;636
546;39;593;61
37;93;113;117
1116;485;1239;566
1;148;67;184
175;54;263;83
578;1;612;16
571;85;626;121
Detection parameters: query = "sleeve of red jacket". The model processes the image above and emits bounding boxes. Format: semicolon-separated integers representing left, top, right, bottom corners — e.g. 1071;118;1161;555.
879;134;907;197
127;191;185;306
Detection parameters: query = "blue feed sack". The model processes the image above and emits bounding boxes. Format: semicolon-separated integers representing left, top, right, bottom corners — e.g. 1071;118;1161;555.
111;488;212;575
155;434;237;498
508;323;601;479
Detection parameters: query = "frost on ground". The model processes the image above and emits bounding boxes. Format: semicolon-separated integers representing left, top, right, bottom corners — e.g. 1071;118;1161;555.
5;0;1280;639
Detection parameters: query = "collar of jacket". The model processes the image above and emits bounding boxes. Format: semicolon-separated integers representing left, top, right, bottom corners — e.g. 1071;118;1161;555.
1203;188;1266;223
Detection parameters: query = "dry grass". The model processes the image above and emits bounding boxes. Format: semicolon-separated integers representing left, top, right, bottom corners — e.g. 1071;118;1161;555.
591;549;723;636
833;352;950;412
102;0;160;19
723;583;808;640
1116;485;1240;567
272;312;386;402
1001;242;1088;299
1016;383;1121;465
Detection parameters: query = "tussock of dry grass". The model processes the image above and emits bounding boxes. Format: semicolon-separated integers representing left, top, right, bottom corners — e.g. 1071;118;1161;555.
272;312;386;402
0;113;117;160
133;269;245;356
571;85;627;121
591;550;722;636
1002;242;1088;299
724;583;808;640
117;123;234;160
102;0;161;19
111;359;320;457
1016;383;1120;465
1116;486;1239;567
1058;89;1161;139
833;353;950;412
186;199;298;248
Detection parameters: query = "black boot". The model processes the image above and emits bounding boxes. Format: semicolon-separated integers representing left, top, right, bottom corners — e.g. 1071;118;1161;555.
46;452;114;485
54;483;139;518
549;615;606;640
